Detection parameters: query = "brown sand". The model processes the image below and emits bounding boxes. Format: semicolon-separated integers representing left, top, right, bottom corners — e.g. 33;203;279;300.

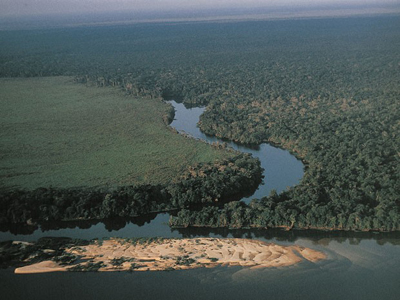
15;260;67;274
14;238;326;273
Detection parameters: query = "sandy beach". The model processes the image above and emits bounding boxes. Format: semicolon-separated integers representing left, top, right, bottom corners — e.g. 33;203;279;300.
14;238;326;274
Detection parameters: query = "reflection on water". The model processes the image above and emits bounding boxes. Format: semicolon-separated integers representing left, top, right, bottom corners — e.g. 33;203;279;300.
0;214;179;242
0;215;140;236
0;100;304;241
2;212;399;246
1;101;399;300
168;100;304;201
1;213;399;300
1;237;399;300
172;226;400;246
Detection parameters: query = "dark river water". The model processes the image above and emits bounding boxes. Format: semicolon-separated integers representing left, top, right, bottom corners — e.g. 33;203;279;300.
167;101;304;202
1;101;399;300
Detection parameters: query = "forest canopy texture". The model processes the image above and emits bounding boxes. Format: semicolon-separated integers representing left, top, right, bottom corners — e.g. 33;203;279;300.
0;16;399;231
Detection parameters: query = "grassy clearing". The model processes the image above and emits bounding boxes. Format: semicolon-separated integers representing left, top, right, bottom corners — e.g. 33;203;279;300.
0;76;231;190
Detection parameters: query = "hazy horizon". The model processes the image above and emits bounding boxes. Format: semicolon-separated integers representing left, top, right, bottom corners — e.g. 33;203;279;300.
1;1;399;30
2;0;399;17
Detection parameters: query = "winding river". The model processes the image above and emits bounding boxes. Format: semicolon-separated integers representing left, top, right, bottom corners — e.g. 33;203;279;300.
168;100;304;202
1;101;399;300
0;100;304;241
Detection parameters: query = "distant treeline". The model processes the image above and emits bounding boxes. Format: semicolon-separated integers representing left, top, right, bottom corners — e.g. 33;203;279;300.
0;17;399;231
0;154;262;224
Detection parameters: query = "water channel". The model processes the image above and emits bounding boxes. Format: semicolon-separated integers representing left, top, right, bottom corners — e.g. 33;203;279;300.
0;100;304;241
167;100;304;202
1;101;399;300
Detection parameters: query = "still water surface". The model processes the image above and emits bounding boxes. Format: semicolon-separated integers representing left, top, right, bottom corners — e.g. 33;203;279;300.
168;100;304;202
0;100;303;241
1;101;399;300
1;233;399;300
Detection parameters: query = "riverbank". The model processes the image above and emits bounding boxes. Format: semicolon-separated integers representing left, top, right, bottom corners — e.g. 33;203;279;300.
13;238;326;274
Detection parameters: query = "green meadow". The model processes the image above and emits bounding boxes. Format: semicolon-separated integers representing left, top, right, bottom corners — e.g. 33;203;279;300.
0;77;230;190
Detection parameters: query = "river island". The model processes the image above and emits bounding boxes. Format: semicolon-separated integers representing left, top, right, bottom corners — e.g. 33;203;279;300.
7;238;326;274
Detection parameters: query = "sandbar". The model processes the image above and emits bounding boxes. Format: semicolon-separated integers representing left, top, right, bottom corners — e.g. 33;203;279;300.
14;238;326;273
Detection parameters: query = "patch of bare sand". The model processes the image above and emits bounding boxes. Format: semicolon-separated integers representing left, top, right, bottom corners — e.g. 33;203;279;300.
14;238;326;273
15;260;67;274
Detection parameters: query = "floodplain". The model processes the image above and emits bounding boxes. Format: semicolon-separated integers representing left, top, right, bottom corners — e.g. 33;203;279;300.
0;77;230;190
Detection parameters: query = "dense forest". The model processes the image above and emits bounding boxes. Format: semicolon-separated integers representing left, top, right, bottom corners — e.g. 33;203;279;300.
0;154;262;224
0;16;399;231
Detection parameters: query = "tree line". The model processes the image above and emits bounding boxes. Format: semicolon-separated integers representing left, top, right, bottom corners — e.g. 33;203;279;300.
0;16;398;231
0;154;262;225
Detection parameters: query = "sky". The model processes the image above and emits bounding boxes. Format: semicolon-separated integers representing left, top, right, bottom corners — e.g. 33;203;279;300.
1;0;399;17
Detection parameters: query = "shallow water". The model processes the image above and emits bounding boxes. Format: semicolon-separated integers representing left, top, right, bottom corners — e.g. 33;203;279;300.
0;100;304;241
1;235;399;300
1;101;399;300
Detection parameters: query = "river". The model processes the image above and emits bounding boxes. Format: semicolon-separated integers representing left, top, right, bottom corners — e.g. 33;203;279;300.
167;100;304;202
1;101;399;300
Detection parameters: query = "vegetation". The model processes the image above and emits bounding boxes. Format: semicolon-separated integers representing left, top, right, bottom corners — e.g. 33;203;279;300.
0;237;89;268
110;257;135;267
0;77;263;225
0;16;399;231
0;154;262;224
68;261;105;272
0;77;230;189
176;256;196;266
0;237;160;269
